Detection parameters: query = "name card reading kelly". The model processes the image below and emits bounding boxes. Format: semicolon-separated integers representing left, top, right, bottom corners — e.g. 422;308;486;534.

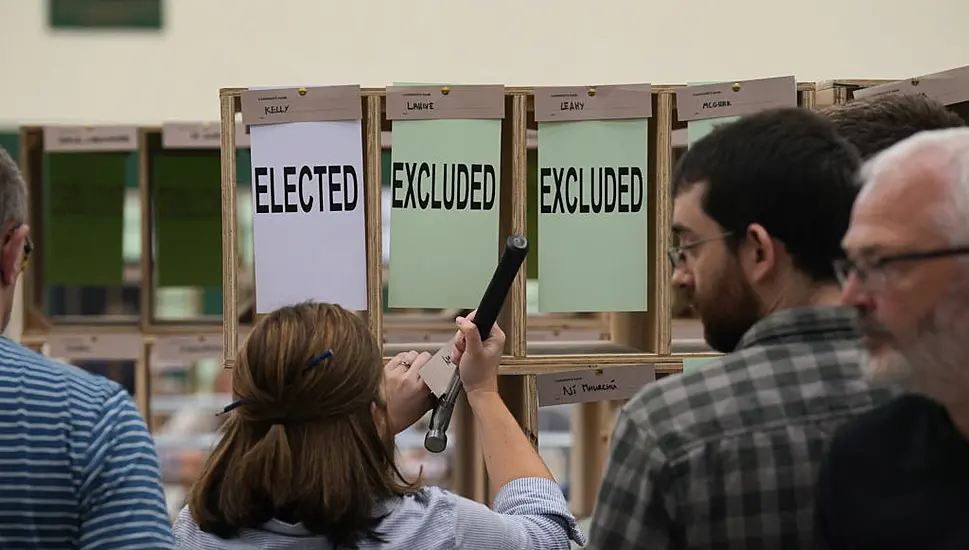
46;333;142;361
153;334;223;362
675;76;797;122
536;364;656;407
385;85;505;121
853;65;969;107
162;122;253;149
43;125;138;153
534;84;653;122
247;85;368;313
240;85;362;126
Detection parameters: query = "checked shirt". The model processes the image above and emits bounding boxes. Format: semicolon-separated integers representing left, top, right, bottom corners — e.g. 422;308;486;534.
586;306;897;550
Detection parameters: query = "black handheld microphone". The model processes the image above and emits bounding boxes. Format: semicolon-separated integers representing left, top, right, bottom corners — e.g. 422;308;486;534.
423;234;529;453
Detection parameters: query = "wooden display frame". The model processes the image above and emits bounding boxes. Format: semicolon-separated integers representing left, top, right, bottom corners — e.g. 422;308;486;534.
138;126;254;336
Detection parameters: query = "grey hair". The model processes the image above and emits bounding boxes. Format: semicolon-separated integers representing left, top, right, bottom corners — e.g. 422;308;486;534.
0;146;28;229
857;127;969;246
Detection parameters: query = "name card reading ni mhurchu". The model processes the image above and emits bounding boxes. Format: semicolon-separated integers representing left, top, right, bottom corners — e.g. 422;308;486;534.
240;85;363;126
153;334;223;362
162;122;252;149
43;125;138;153
675;76;797;122
385;85;505;121
853;65;969;107
46;333;142;361
533;84;653;122
536;364;656;407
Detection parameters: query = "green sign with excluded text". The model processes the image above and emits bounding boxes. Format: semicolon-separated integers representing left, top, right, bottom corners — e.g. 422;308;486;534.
537;120;649;312
388;118;502;308
45;152;127;285
152;151;222;287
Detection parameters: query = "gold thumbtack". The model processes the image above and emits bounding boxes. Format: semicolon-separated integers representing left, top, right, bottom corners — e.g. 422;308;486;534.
441;86;451;95
595;368;603;375
588;87;597;97
297;88;308;96
732;82;742;92
910;77;920;86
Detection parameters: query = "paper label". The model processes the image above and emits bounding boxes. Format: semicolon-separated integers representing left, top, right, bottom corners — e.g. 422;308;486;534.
43;125;138;152
852;65;969;106
418;337;457;397
47;333;142;361
240;85;362;126
534;84;652;122
162;122;221;149
675;76;797;122
536;364;655;406
153;334;222;362
386;85;505;121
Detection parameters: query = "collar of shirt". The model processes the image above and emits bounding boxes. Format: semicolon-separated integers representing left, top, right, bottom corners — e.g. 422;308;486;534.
735;305;859;351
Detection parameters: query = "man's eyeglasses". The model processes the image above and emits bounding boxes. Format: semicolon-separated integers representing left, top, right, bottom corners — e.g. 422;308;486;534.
834;246;969;289
668;231;734;268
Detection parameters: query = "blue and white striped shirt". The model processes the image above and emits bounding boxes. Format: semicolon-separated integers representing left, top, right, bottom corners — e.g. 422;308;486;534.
0;337;175;549
174;477;585;549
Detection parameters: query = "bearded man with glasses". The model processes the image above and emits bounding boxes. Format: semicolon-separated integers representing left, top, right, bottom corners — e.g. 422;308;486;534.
814;128;969;550
587;108;896;550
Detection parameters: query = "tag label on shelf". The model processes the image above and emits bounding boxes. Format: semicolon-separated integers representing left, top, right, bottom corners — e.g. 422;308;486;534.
43;125;139;152
154;335;223;362
47;333;142;361
418;337;457;397
536;364;656;407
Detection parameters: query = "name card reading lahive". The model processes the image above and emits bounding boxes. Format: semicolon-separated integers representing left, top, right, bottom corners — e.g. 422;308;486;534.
385;85;505;121
533;84;653;122
240;85;362;126
675;76;797;122
46;333;142;361
43;125;139;153
536;364;656;406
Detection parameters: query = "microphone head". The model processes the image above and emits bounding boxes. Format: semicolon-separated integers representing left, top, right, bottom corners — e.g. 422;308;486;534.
424;430;448;453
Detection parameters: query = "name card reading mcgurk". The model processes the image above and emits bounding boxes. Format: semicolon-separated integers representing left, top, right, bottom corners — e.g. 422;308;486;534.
675;76;797;122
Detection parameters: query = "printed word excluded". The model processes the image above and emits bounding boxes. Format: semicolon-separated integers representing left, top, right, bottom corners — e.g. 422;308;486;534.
539;166;644;214
391;162;497;211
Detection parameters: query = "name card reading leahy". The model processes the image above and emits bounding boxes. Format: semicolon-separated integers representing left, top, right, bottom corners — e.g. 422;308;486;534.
675;76;797;122
536;364;657;407
533;84;651;312
386;84;505;309
853;65;969;107
43;125;138;153
242;85;369;313
46;333;142;361
161;122;252;149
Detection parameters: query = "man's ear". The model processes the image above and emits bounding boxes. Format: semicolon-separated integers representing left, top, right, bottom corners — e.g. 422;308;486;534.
741;223;776;284
0;224;28;287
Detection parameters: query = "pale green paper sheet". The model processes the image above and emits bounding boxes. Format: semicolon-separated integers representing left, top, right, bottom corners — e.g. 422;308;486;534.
686;81;740;146
388;114;502;308
682;357;716;372
537;120;649;312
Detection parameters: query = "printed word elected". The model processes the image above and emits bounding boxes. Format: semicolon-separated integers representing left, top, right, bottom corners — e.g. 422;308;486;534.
391;162;497;211
539;166;644;214
253;165;359;214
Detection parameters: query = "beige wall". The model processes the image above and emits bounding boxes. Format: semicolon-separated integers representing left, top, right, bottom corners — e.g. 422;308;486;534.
1;0;968;125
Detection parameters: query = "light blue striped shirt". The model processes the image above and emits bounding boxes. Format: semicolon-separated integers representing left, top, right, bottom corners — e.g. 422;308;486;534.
0;337;175;549
173;477;585;549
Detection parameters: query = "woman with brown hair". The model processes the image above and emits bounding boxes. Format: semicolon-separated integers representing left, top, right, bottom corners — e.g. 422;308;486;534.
172;301;583;549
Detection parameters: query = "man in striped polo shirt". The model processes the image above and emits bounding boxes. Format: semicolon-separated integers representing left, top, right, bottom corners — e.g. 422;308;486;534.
0;146;174;548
